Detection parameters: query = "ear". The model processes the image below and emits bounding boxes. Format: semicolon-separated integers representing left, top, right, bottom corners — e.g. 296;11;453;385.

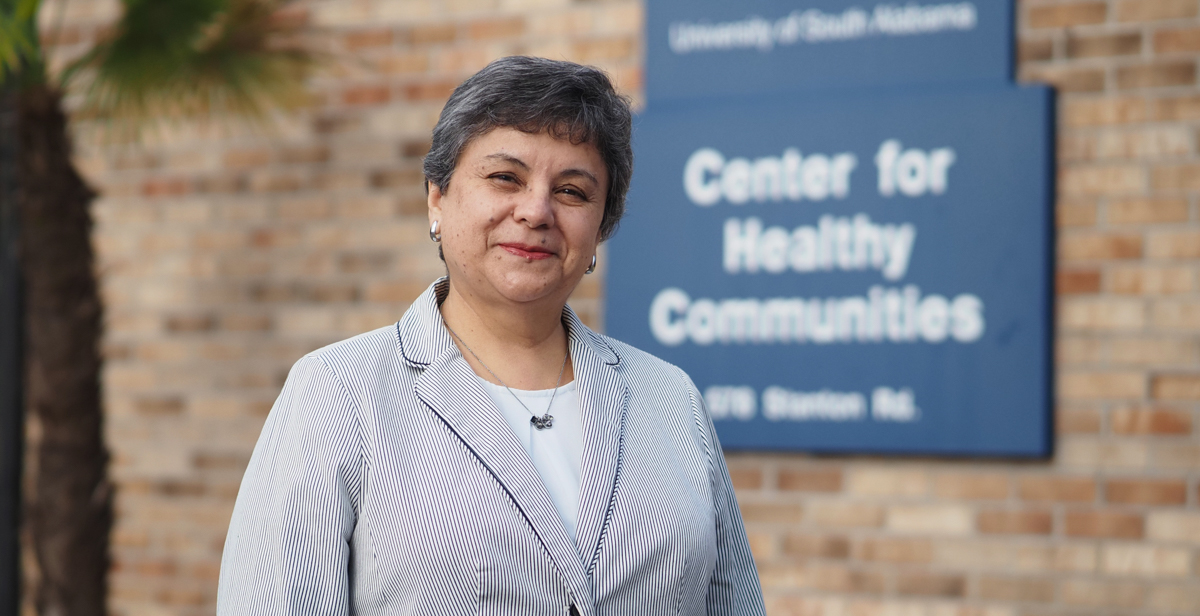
427;181;444;224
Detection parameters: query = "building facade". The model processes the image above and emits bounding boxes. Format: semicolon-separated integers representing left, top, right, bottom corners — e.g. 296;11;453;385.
38;0;1200;613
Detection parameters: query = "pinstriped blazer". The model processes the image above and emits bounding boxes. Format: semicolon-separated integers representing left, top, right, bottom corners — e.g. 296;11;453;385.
217;278;766;616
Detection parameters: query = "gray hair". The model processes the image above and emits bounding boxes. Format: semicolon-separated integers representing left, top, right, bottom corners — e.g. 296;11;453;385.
423;56;633;242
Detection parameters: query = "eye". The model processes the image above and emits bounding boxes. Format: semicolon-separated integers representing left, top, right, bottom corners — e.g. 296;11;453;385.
489;172;518;184
557;185;591;203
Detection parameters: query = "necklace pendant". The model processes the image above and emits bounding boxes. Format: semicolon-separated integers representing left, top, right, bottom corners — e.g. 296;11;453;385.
531;414;554;430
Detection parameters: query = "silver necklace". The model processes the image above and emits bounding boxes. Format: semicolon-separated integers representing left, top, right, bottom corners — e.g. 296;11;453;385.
444;322;568;430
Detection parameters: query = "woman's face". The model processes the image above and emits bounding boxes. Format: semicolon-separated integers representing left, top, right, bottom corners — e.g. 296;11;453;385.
428;126;608;308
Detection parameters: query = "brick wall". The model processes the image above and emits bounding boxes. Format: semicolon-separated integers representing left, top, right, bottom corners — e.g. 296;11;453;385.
40;0;1200;614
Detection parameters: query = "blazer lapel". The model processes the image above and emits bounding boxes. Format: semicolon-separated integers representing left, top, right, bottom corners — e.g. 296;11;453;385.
400;281;596;610
564;307;629;575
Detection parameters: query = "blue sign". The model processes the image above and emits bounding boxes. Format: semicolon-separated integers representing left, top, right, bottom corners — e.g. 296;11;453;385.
646;0;1013;102
606;84;1053;456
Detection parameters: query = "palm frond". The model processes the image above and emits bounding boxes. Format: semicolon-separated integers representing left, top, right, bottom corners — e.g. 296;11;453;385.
67;0;314;127
0;0;44;84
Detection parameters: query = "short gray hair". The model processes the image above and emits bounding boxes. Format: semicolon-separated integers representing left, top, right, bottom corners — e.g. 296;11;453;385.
423;56;633;242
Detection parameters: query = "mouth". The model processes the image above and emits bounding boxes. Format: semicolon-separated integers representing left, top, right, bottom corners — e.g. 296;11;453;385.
499;243;556;261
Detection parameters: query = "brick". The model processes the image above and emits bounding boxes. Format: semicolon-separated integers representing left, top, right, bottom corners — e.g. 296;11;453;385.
466;17;524;39
1058;407;1102;433
1061;299;1146;333
782;533;850;559
1058;269;1101;294
572;36;636;62
1152;301;1200;330
844;468;929;497
1061;579;1147;608
133;397;185;417
1065;511;1144;538
1059;232;1144;259
1057;200;1097;227
738;501;803;524
886;505;973;535
1155;26;1200;53
1020;64;1105;92
1154;163;1200;190
165;314;216;333
377;51;429;75
1028;2;1107;28
222;148;272;169
278;143;331;163
1116;61;1196;89
343;28;394;50
1063;97;1148;126
142;178;192;197
1067;32;1142;57
1074;129;1195;161
1018;38;1054;62
1153;94;1200;120
1107;478;1188;504
728;466;763;491
1112;266;1193;295
1110;337;1198;365
1057;335;1121;363
1058;437;1152;469
343;84;391;106
1151;374;1200;399
777;468;842;492
363;281;432;302
978;576;1056;602
1147;231;1200;258
402;80;458;101
1148;584;1200;613
745;531;776;560
978;510;1054;535
1111;406;1193;433
1116;0;1198;21
808;501;884;528
410;23;457;45
896;572;966;597
853;537;933;563
933;472;1010;500
1102;544;1191;576
1019;476;1096;502
1059;371;1145;399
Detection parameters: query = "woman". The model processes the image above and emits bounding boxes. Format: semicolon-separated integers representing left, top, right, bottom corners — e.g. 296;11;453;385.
218;56;766;616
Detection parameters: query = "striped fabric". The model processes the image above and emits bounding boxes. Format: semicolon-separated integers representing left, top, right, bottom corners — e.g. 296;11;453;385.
217;278;767;616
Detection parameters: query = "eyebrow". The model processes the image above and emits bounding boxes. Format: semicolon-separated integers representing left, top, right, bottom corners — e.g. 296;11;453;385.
483;153;600;188
483;153;529;170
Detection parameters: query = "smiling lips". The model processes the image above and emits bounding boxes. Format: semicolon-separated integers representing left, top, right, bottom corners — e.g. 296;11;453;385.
499;243;555;260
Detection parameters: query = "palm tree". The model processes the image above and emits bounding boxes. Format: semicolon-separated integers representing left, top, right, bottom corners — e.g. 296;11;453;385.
0;1;313;613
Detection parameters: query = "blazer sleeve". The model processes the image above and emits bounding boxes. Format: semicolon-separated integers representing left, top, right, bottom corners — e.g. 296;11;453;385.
217;354;363;616
683;372;768;616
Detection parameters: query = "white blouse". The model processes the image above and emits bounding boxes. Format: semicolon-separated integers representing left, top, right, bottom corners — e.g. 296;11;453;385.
477;378;582;544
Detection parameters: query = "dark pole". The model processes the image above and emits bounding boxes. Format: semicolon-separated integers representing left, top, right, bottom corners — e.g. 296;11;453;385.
0;84;22;616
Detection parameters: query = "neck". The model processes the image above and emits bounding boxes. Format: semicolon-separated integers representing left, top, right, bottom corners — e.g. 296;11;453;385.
439;280;574;390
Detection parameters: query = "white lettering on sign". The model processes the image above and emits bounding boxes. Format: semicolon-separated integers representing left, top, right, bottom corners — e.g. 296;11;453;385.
875;140;957;197
703;386;757;420
723;215;916;280
648;287;984;347
683;147;858;206
872;387;920;422
763;387;867;421
667;3;979;54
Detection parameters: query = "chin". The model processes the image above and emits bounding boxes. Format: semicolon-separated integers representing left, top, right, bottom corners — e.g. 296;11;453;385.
493;268;578;304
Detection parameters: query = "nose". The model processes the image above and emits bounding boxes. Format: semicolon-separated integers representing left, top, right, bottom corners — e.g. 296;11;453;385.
512;183;555;229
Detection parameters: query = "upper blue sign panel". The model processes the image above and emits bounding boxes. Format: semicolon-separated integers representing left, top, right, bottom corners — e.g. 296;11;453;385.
646;0;1014;102
606;84;1053;457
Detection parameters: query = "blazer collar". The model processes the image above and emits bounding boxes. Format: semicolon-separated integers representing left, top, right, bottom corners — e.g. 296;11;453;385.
396;277;621;369
397;278;628;614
